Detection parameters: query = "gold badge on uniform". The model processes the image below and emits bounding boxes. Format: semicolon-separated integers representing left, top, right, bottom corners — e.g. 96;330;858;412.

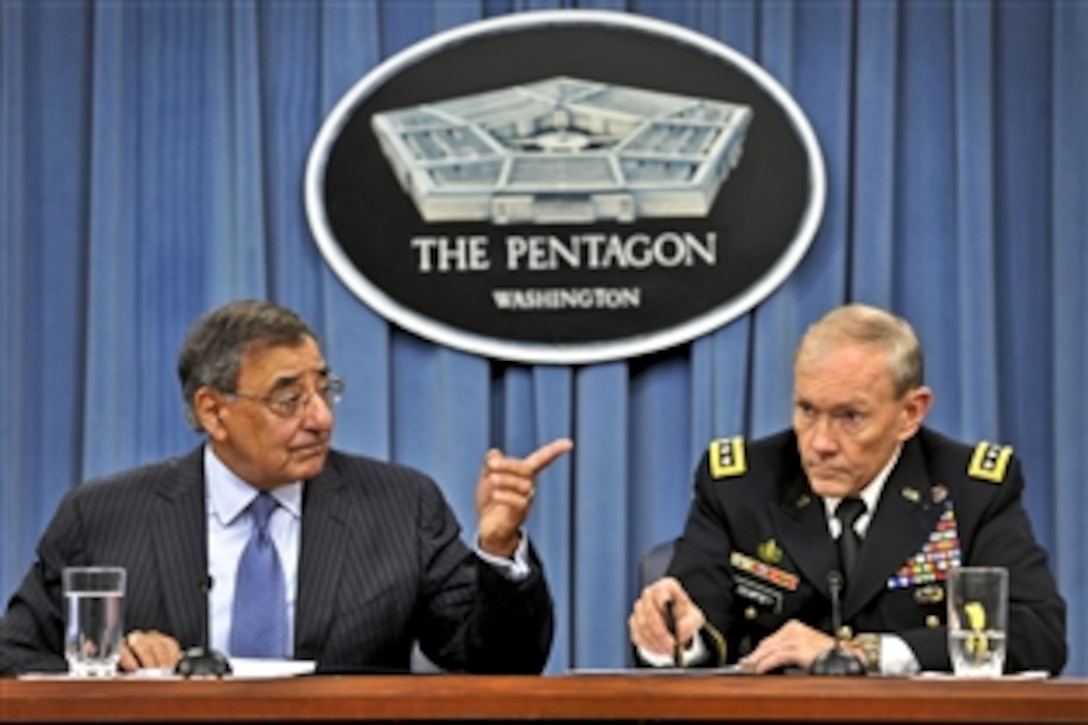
913;585;945;604
757;539;783;565
901;486;921;504
709;436;747;479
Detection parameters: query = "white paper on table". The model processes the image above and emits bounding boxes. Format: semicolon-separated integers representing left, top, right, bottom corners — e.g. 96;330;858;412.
18;659;316;680
568;665;747;676
913;670;1049;681
227;658;317;678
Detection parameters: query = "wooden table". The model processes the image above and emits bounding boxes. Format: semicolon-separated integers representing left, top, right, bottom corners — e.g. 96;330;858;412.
2;673;1086;723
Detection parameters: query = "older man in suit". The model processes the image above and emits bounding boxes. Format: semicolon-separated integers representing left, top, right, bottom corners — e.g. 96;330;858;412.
0;300;570;675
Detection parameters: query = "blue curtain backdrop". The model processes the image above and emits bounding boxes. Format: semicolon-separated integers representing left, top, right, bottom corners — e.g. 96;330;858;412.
1;0;1085;675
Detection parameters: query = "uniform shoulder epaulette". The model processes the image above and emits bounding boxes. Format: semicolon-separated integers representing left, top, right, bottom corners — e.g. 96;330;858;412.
708;436;747;479
967;440;1013;483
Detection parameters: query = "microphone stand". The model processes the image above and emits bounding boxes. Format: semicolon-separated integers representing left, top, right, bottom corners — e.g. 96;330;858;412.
809;571;866;676
175;575;232;677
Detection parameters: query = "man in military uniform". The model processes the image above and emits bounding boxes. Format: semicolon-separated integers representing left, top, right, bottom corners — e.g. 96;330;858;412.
628;304;1067;675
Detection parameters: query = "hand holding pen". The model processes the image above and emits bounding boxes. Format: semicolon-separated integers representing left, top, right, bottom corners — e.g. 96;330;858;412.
628;576;706;666
664;600;684;668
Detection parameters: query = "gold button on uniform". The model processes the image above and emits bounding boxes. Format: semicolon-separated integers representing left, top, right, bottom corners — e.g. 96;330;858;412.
837;625;853;641
745;606;758;621
925;615;940;629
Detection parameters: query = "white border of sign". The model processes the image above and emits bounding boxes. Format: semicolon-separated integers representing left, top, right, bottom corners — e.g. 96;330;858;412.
305;9;826;365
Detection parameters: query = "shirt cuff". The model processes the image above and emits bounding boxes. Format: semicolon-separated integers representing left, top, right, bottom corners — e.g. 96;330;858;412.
474;530;531;581
637;632;707;667
880;634;922;676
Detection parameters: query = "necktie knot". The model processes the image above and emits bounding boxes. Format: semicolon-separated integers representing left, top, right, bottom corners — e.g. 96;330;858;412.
835;497;866;532
250;493;277;537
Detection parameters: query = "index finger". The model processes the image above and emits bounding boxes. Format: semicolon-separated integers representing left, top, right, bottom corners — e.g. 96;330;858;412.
524;437;573;474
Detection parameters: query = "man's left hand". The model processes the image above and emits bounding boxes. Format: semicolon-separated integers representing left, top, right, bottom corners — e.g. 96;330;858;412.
739;619;840;673
475;438;573;557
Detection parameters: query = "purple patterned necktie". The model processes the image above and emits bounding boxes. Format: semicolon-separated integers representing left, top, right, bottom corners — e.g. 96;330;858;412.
229;493;287;658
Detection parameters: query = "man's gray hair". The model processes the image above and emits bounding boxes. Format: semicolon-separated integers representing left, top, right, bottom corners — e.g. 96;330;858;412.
177;300;317;431
794;303;924;397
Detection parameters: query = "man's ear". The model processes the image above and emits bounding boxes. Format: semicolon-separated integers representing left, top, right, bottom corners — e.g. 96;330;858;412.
193;387;228;441
898;385;934;440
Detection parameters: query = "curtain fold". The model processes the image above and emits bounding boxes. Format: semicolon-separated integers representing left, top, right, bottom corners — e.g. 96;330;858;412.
1;0;1083;675
951;0;1000;436
572;362;630;668
851;0;897;308
1049;0;1087;675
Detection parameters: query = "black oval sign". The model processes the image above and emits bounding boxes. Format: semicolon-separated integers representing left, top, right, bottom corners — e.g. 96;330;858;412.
306;10;825;364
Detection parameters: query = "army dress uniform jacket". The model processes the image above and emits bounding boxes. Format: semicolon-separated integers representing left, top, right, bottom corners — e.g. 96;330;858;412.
0;447;554;676
669;427;1067;674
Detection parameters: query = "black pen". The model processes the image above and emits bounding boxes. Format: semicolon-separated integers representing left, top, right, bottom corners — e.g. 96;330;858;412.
664;601;683;668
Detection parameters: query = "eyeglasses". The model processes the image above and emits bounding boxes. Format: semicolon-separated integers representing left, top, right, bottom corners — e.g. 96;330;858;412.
224;375;345;419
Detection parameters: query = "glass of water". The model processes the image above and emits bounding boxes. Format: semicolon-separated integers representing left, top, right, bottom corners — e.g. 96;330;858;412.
63;566;126;677
946;566;1008;677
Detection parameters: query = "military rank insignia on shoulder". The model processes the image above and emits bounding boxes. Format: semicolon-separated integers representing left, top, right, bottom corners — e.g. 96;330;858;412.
709;436;747;479
968;441;1013;483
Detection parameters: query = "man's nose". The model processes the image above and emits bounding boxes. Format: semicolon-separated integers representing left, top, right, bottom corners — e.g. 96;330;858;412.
300;391;335;428
808;416;839;452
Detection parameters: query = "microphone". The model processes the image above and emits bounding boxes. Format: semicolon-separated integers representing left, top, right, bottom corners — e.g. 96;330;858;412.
174;575;232;677
809;571;865;676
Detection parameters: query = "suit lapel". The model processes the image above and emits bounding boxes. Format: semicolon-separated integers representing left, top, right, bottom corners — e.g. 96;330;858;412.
294;461;349;661
843;439;943;619
772;477;838;598
151;448;208;647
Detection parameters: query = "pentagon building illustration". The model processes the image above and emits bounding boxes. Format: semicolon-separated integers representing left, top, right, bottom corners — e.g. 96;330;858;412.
370;76;753;224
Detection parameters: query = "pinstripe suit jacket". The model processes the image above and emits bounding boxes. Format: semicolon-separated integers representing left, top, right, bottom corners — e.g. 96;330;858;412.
0;447;554;675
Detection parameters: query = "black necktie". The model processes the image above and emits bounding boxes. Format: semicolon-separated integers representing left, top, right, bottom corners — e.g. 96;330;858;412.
835;497;866;582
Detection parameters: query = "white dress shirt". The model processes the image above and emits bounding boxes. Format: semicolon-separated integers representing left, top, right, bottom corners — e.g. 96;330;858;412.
204;446;302;657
